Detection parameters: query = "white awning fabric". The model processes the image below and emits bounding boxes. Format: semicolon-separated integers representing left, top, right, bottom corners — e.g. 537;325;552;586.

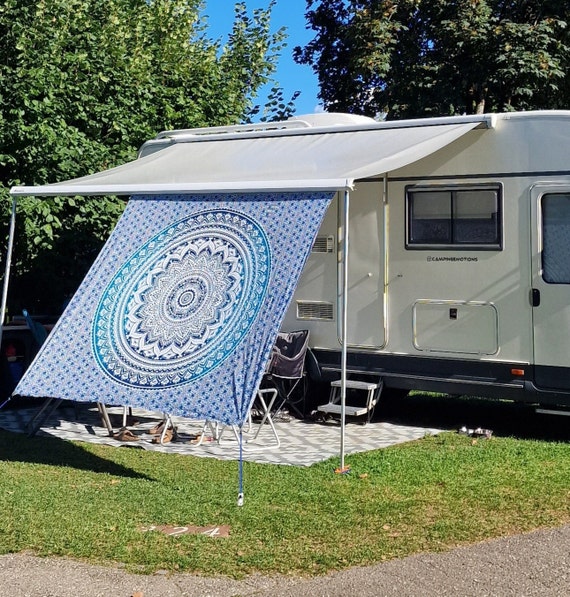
10;120;483;197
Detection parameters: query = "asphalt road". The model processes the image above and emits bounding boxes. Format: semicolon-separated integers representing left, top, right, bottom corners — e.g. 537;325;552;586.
2;524;569;596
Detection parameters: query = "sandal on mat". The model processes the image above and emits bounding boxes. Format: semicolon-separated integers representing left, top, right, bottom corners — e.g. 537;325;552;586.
113;428;139;442
151;427;177;444
147;420;166;435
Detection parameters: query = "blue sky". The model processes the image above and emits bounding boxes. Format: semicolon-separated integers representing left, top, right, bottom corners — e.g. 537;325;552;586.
201;0;322;115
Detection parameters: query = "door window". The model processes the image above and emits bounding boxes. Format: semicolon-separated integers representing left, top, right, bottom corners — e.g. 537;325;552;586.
542;193;570;284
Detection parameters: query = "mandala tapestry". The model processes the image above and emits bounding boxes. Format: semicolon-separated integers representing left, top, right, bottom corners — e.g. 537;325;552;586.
14;192;333;425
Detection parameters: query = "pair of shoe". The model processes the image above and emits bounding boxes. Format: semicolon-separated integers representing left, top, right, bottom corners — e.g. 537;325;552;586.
113;427;139;442
147;420;178;443
151;427;177;444
147;420;167;435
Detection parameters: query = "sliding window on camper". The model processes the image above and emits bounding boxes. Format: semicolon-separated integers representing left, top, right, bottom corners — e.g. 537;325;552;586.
541;193;570;284
405;184;502;250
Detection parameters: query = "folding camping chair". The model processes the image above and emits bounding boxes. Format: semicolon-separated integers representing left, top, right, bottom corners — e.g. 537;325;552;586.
22;309;48;347
193;331;310;450
262;329;310;420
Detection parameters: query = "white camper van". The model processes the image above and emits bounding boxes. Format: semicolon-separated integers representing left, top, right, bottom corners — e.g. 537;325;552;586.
11;110;570;414
275;111;570;411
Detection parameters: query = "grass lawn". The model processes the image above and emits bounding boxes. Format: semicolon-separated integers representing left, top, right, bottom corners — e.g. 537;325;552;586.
0;394;569;578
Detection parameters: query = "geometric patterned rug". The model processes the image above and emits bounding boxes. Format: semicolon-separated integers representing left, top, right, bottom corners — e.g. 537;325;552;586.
0;402;445;467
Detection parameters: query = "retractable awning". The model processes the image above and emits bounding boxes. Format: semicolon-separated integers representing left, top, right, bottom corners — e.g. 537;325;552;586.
10;115;491;197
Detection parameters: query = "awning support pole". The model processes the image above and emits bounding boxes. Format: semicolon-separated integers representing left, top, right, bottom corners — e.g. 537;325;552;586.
237;425;244;507
0;197;17;349
340;189;350;471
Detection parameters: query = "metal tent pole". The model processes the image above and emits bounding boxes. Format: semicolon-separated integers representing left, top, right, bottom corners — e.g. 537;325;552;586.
340;189;350;471
0;197;17;349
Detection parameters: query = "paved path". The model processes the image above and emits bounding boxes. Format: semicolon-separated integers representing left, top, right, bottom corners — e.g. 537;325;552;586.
2;524;569;596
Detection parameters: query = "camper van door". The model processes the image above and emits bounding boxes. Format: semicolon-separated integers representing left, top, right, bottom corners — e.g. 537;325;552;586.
531;184;570;391
346;182;386;349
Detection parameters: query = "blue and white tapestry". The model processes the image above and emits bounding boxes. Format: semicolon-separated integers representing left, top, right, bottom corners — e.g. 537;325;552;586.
14;192;333;425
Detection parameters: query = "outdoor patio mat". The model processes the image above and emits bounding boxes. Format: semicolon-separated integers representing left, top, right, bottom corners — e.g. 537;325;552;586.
0;402;445;466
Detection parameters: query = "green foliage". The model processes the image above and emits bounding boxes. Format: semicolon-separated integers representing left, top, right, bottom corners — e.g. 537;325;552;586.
296;0;570;119
247;86;301;122
0;0;286;313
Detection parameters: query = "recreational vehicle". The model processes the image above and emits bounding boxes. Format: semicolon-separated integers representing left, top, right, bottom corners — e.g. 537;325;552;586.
9;110;570;418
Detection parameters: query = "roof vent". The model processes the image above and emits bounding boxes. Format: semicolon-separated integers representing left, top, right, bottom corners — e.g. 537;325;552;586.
287;112;376;127
288;113;377;128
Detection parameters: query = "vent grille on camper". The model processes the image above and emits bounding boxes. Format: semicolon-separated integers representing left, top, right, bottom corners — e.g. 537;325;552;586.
312;235;335;253
296;301;334;321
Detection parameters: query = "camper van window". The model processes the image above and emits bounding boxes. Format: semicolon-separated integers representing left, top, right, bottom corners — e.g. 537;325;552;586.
542;193;570;284
406;185;501;249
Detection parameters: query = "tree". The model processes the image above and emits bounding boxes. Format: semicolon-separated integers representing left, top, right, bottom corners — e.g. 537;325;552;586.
0;0;286;314
295;0;570;119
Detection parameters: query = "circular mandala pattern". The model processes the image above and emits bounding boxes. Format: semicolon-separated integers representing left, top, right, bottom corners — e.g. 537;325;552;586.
92;210;271;388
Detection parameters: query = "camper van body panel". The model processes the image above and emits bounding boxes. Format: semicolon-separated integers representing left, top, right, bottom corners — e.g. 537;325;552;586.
385;175;534;364
281;112;570;406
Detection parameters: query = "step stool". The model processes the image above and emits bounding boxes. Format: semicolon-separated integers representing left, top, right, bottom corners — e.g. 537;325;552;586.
317;378;383;423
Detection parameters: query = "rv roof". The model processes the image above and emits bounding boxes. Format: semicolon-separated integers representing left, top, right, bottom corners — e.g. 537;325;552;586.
139;112;495;158
151;109;570;144
153;112;375;140
149;112;491;139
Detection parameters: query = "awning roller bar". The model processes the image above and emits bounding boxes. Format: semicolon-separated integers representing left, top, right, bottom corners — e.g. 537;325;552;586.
10;179;352;197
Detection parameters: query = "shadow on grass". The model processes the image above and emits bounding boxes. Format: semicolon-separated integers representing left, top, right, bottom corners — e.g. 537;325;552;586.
376;392;570;443
0;429;154;480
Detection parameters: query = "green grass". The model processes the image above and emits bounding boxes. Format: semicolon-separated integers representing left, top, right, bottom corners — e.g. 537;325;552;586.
1;412;569;578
